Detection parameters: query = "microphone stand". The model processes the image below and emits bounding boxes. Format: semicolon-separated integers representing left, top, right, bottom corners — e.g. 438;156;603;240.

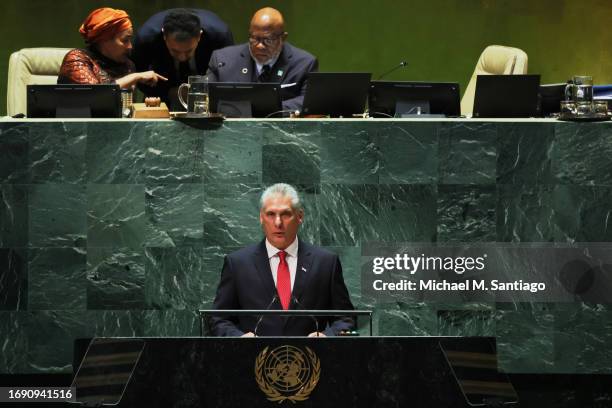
376;61;408;81
364;61;408;118
291;296;320;336
253;295;278;336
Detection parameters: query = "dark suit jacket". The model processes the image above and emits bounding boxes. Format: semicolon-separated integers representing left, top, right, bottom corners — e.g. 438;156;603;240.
132;8;234;105
206;42;318;113
211;240;354;336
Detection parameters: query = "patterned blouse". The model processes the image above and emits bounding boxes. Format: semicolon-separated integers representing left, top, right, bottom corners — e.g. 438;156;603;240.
57;48;134;85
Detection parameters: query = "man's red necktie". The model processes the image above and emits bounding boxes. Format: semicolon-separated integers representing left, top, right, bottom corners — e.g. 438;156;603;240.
277;251;291;310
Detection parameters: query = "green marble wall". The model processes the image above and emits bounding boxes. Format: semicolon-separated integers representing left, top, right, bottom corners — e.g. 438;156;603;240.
1;119;612;376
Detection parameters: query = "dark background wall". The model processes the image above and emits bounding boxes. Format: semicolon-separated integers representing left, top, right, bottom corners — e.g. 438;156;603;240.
1;0;612;114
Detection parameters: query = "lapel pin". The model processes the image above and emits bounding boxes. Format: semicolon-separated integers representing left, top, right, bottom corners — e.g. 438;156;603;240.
241;67;248;74
301;266;307;272
277;69;283;77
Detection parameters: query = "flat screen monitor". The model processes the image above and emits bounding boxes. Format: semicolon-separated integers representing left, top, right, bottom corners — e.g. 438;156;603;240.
439;338;519;406
369;81;461;117
594;84;612;110
539;83;566;117
473;74;541;118
72;338;144;405
208;82;282;118
301;72;372;117
27;84;122;118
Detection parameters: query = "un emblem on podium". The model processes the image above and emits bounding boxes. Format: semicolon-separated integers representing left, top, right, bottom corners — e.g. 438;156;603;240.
255;345;321;402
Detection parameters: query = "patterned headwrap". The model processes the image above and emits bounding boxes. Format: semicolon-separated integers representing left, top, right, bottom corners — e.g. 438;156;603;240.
79;8;132;44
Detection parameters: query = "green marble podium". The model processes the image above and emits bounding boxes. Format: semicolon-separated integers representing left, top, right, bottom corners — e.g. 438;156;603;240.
1;118;612;376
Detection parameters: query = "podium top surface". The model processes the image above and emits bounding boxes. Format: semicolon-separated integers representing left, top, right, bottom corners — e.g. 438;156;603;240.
198;309;372;316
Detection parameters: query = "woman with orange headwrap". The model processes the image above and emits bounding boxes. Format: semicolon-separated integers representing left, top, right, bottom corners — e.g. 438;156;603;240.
58;7;166;89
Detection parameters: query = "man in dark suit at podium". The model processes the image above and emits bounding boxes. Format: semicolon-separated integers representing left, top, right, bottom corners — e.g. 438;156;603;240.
206;7;318;113
211;183;354;337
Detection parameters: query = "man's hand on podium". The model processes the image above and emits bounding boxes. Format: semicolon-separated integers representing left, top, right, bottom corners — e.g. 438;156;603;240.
241;332;256;337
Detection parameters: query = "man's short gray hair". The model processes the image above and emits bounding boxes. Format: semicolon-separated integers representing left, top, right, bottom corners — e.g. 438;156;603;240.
260;183;303;212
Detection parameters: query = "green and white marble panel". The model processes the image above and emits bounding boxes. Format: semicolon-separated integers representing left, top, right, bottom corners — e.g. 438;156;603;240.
87;247;145;310
1;119;611;376
438;122;497;184
28;247;86;311
0;123;30;183
0;184;28;247
86;122;147;184
87;184;146;249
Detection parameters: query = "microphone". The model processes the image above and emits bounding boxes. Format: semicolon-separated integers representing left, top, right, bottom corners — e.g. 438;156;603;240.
253;294;279;336
291;296;320;336
207;61;225;75
376;61;408;80
264;109;301;118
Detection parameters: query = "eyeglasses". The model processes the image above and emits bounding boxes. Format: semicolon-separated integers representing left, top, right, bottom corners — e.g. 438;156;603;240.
248;34;283;47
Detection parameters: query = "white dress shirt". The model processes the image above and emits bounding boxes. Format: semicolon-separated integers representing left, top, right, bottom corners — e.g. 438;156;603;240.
253;54;280;76
265;237;298;290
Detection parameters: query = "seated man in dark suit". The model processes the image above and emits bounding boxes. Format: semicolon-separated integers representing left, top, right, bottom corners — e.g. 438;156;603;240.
211;183;354;337
206;7;318;113
132;8;234;109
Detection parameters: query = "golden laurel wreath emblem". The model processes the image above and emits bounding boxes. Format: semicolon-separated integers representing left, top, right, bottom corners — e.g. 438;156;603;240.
255;345;321;403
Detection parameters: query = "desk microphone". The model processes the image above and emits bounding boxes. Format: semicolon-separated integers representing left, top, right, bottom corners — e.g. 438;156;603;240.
291;296;320;336
253;294;278;336
376;61;408;80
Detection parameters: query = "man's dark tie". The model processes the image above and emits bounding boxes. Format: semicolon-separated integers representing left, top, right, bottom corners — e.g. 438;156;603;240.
276;251;291;310
258;65;272;82
178;61;191;83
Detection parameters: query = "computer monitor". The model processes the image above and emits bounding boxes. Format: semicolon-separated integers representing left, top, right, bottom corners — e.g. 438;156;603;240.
369;81;461;117
27;84;122;118
439;338;519;406
208;82;282;118
301;72;372;117
539;83;566;117
594;84;612;110
72;338;144;405
472;74;541;118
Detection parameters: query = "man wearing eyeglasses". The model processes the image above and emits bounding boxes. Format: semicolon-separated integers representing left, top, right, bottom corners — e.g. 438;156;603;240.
206;7;318;114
